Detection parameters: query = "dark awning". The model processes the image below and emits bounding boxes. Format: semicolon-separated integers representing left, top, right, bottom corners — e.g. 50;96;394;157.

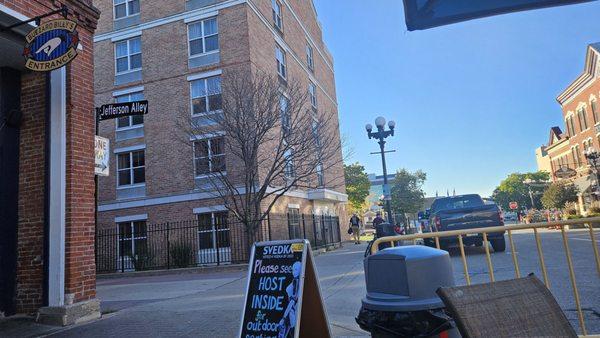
403;0;597;31
0;10;34;70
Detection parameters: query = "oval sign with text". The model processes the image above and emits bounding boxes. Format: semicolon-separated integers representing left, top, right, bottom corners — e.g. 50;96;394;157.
23;19;79;72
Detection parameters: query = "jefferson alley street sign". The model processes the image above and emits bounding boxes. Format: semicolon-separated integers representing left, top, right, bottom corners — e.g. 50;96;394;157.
96;100;148;121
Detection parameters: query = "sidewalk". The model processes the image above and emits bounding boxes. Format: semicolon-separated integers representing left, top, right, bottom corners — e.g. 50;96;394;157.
0;241;369;338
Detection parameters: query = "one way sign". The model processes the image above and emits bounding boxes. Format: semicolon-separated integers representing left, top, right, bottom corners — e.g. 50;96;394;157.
95;135;109;176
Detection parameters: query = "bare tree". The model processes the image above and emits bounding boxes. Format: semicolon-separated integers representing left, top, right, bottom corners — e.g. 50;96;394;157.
178;69;344;242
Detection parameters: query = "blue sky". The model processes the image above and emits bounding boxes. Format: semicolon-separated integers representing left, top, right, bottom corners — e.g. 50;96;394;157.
313;0;600;198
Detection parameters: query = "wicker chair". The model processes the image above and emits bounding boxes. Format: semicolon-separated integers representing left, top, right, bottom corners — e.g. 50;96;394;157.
436;274;577;338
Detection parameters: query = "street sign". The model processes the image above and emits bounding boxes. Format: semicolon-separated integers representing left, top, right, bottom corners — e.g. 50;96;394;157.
240;240;330;338
96;100;148;121
509;201;518;210
23;19;79;72
95;136;109;176
382;183;391;201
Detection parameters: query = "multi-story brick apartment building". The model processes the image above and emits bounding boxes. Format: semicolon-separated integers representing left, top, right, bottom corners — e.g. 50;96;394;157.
544;43;600;212
93;0;348;268
0;0;100;324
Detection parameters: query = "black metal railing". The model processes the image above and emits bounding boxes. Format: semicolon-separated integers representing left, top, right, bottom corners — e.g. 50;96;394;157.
95;213;341;273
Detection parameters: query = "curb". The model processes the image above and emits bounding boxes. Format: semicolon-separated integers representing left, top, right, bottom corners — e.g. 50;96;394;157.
97;242;345;280
97;264;248;279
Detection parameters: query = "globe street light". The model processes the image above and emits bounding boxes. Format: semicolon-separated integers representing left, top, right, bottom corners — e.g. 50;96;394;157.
366;116;395;224
585;147;600;198
522;178;536;209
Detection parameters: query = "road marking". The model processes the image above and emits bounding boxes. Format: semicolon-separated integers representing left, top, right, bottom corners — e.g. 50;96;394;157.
570;238;592;242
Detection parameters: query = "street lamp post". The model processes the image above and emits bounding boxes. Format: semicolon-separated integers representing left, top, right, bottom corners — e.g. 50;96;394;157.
584;147;600;199
366;116;395;224
523;178;536;209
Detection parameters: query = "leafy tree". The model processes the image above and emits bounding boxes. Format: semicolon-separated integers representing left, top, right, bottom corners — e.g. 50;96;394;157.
491;171;550;210
344;163;371;212
390;169;427;223
541;182;578;209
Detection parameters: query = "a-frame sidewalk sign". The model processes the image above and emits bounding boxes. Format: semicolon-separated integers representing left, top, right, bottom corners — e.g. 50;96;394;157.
240;239;331;338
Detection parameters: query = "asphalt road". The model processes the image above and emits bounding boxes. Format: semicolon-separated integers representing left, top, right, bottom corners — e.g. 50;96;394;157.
5;228;597;337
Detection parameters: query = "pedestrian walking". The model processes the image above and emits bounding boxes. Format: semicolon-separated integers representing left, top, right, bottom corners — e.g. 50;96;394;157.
372;212;384;229
349;213;362;244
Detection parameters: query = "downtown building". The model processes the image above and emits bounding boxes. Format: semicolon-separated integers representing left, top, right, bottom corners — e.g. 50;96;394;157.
541;43;600;213
93;0;348;271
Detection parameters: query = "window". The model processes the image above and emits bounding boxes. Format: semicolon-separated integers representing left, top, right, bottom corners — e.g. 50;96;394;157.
194;137;225;176
316;163;324;187
592;100;598;124
117;150;145;186
577;107;588;131
115;37;141;74
566;116;576;136
572;145;582;167
272;0;283;30
561;156;569;169
114;0;139;20
284;148;294;179
306;44;314;70
188;17;218;57
275;45;286;79
288;208;301;239
431;195;484;212
191;76;222;115
308;83;317;108
280;95;290;132
584;139;592;153
117;220;147;259
197;211;230;253
115;92;144;129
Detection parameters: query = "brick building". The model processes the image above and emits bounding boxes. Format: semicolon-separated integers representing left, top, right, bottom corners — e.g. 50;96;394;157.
93;0;348;269
544;43;600;212
0;0;100;324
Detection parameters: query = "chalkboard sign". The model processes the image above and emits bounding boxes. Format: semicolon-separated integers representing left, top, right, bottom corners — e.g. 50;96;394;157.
240;240;330;338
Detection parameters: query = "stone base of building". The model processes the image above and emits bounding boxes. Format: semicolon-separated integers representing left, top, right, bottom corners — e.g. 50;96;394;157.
37;299;101;326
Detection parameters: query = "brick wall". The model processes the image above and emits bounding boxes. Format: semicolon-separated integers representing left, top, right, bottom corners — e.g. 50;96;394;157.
95;3;252;203
563;80;600;162
64;4;99;302
246;0;345;195
16;72;47;314
2;0;99;312
94;0;347;242
548;79;600;182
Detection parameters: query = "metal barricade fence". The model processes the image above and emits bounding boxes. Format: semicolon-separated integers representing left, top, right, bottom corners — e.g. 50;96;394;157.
370;217;600;337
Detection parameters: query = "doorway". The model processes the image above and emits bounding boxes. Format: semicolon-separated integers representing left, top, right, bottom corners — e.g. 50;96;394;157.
197;211;231;265
0;67;21;316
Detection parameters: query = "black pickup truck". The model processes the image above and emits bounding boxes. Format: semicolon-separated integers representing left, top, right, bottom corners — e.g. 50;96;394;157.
423;194;506;252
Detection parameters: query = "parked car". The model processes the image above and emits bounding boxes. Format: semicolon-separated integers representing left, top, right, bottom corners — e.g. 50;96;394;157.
503;211;518;224
417;210;429;234
423;194;506;252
